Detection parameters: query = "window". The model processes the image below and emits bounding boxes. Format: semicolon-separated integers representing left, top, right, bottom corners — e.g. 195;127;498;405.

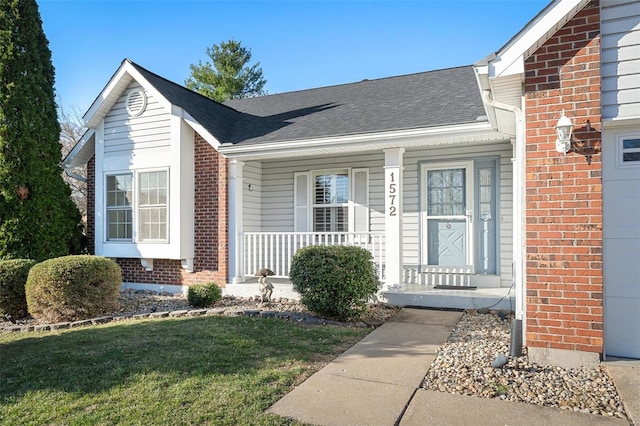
294;169;369;233
106;174;133;240
313;172;349;232
105;170;168;243
622;138;640;163
138;171;168;241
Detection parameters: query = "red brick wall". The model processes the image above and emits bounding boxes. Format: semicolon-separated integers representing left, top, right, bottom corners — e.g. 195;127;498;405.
115;133;229;287
86;156;95;255
524;1;603;354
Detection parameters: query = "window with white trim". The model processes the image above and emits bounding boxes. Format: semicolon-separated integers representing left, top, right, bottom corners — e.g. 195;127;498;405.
106;174;133;240
313;171;349;232
622;138;640;163
294;168;369;233
105;170;169;242
138;170;168;241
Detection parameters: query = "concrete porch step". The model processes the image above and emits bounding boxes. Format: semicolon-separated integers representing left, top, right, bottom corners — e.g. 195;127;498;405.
381;284;515;312
224;281;514;312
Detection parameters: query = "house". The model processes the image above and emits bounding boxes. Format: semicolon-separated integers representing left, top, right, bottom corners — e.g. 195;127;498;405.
63;0;639;365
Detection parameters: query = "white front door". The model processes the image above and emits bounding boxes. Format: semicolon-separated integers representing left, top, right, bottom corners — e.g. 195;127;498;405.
422;162;474;272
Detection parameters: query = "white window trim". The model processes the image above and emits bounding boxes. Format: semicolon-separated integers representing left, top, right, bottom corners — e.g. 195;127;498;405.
311;169;350;232
616;133;640;168
135;168;170;244
294;168;369;233
104;171;133;242
103;168;170;244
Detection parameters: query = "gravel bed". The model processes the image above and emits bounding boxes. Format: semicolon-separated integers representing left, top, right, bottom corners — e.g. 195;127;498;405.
0;289;399;330
422;311;627;420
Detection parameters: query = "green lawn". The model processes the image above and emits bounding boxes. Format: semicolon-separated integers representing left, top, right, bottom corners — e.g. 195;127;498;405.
0;316;369;425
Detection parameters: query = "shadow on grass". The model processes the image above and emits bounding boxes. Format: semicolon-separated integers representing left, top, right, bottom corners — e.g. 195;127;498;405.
0;315;363;400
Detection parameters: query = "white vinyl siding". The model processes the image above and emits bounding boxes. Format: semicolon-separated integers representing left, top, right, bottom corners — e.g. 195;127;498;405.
103;82;171;154
601;1;640;120
243;161;263;232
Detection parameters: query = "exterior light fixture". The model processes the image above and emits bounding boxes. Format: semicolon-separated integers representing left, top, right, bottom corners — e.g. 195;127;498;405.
555;110;574;154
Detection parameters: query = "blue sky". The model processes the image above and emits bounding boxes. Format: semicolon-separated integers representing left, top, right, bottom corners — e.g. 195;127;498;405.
38;0;550;114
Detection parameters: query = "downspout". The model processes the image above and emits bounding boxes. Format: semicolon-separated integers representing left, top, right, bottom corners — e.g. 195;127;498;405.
481;89;526;353
63;165;87;183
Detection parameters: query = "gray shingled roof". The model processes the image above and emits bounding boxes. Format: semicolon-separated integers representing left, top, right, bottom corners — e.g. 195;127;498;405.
224;66;486;145
130;61;486;146
129;61;239;143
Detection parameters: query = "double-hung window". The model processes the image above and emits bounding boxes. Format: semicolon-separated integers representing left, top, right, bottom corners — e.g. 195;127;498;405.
106;174;133;240
105;170;168;242
294;168;369;233
313;171;349;232
138;171;168;241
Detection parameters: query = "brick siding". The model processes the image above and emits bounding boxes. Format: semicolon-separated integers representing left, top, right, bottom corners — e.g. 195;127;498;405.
86;156;95;255
524;1;603;354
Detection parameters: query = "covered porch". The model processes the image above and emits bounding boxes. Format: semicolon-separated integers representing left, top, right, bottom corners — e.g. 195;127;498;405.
221;134;517;310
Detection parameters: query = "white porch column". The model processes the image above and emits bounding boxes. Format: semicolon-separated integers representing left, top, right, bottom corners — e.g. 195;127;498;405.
383;148;404;290
228;159;244;284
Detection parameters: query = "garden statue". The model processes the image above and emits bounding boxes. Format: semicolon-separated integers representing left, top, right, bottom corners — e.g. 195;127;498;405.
255;268;275;303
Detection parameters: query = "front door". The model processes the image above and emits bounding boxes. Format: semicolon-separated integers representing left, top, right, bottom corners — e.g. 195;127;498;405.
422;162;474;272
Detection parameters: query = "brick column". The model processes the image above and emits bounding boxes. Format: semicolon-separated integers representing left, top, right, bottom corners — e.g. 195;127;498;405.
524;1;603;367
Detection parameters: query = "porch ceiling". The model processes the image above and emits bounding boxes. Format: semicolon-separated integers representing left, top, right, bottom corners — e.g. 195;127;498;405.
218;122;510;161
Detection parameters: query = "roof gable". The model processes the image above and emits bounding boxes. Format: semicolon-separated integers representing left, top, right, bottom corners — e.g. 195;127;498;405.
485;0;590;79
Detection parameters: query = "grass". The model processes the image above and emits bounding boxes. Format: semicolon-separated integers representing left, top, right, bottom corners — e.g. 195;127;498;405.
0;316;369;425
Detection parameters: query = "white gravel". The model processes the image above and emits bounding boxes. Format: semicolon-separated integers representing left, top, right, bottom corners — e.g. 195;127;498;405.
421;311;627;420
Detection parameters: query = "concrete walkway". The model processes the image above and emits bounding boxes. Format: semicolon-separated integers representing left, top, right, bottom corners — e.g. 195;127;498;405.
268;308;633;426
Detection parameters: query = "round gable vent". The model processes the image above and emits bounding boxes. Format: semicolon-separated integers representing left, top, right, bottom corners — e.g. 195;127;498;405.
125;89;147;117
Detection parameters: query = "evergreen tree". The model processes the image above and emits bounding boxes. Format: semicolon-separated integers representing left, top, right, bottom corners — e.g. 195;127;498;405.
186;39;267;102
0;0;85;260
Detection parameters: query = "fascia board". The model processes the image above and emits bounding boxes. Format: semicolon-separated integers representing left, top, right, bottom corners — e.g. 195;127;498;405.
84;60;171;129
489;0;586;79
180;110;222;149
218;122;506;161
62;128;96;168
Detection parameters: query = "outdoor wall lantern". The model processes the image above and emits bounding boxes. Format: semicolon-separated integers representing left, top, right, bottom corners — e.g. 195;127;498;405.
555;110;574;155
554;110;600;165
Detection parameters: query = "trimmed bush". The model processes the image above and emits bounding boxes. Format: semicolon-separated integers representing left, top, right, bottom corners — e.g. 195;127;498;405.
188;282;222;308
25;255;122;322
289;245;379;321
0;259;37;318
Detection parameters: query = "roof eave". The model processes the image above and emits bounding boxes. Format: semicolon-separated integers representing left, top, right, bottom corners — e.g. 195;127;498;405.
218;122;507;161
62;128;96;168
83;59;170;129
487;0;589;79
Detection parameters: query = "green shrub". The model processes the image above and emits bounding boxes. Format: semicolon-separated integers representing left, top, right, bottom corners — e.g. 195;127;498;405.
25;255;122;322
289;245;379;321
0;259;37;318
188;282;222;308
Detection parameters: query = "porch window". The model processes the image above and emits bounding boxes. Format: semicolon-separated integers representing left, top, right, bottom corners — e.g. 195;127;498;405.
313;172;348;232
294;168;369;233
106;174;133;240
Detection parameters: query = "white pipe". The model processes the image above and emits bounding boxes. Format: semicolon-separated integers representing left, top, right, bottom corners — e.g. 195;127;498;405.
481;90;526;330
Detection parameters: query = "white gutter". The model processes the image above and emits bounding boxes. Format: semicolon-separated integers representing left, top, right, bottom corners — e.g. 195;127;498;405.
219;122;504;160
481;90;526;330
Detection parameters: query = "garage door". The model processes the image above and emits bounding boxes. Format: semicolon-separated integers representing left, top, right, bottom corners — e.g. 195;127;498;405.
603;130;640;359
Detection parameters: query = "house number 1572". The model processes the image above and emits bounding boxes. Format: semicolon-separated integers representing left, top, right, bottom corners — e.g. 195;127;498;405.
388;172;397;216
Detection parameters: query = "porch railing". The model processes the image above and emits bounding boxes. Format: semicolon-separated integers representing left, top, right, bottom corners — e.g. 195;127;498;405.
241;232;385;281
